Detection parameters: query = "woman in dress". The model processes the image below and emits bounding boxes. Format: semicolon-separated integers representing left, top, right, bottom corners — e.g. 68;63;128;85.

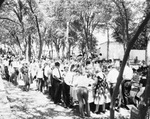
94;71;108;114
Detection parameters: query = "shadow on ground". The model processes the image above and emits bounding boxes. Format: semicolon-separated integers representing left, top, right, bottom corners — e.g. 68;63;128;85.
3;81;130;119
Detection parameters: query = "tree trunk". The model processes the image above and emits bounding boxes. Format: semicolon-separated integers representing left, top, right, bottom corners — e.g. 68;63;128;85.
56;49;60;59
35;16;43;60
67;43;71;59
26;35;31;62
28;34;31;62
62;42;65;59
121;1;130;44
47;41;51;59
51;41;53;59
66;21;69;58
55;45;60;59
107;25;110;60
110;12;150;119
27;0;42;60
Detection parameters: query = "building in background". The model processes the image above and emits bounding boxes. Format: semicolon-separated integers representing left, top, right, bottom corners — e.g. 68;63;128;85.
99;41;146;61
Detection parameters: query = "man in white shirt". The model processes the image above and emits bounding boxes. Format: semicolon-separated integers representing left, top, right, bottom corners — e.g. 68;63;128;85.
52;64;62;81
52;62;63;104
121;62;133;109
36;63;44;92
107;65;119;97
123;63;133;80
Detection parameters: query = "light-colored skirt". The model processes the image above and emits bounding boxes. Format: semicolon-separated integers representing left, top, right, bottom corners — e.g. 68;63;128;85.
88;87;94;103
70;87;78;102
94;94;105;105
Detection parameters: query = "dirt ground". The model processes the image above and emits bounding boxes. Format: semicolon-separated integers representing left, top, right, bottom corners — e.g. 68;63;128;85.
0;80;131;119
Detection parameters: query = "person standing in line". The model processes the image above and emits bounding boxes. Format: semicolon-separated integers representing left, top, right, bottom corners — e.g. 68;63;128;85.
45;62;53;98
36;63;44;92
43;62;51;93
52;62;63;104
49;61;55;101
62;64;76;108
22;64;30;91
73;68;91;118
106;64;120;111
8;62;15;82
121;62;134;109
29;60;37;84
94;71;107;114
123;62;133;81
107;64;119;97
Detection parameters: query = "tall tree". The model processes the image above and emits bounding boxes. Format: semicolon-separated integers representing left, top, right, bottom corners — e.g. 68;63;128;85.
26;0;43;60
0;0;24;55
111;0;132;51
66;0;113;56
111;0;146;52
110;2;150;119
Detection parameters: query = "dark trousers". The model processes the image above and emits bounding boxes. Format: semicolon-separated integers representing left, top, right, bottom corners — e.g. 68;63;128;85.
38;78;44;92
51;76;55;101
47;74;52;98
53;79;62;104
4;66;10;81
110;83;116;97
62;82;70;107
121;79;131;108
23;74;30;91
44;75;48;88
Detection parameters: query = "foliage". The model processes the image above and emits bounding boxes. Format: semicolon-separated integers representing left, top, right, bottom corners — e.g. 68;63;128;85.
0;0;148;59
132;26;148;50
111;0;146;51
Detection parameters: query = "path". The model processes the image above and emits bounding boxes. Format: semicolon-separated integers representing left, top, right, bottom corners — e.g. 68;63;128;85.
0;80;131;119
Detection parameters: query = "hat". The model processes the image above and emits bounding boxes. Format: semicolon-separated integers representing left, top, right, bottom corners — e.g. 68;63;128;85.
96;72;104;79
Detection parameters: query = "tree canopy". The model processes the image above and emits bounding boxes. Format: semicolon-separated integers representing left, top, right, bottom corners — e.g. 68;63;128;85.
0;0;147;60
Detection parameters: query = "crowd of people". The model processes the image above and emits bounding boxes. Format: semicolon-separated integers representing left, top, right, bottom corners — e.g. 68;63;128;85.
0;54;147;118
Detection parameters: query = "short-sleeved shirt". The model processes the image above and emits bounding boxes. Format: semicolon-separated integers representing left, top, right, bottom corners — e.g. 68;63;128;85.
52;67;61;79
44;65;51;77
37;67;44;79
107;68;119;84
123;65;133;80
